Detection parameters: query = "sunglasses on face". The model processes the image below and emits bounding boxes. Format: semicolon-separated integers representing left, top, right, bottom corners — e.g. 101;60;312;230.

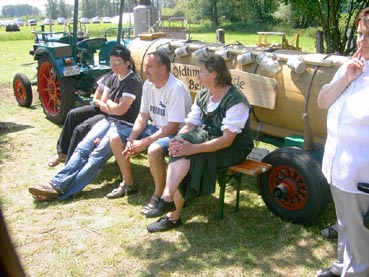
110;60;123;66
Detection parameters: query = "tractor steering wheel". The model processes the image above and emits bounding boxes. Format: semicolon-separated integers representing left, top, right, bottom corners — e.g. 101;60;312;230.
64;20;88;38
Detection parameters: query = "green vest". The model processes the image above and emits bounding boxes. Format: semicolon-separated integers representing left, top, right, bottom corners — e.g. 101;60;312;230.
195;85;253;151
175;85;254;200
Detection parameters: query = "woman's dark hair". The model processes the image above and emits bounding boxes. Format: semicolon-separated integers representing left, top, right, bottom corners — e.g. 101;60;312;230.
355;7;369;28
148;51;171;73
109;44;136;72
196;53;232;87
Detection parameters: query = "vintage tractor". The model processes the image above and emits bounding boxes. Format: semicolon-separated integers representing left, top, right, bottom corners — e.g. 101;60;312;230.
13;0;131;124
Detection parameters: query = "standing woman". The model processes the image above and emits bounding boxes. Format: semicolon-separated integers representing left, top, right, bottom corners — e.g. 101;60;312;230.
316;7;369;277
145;53;254;232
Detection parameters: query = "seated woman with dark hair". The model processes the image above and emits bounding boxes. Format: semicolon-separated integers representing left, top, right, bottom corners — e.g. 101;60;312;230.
29;45;143;201
145;53;254;232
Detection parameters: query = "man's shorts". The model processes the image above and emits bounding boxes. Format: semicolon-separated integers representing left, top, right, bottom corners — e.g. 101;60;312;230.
117;124;174;155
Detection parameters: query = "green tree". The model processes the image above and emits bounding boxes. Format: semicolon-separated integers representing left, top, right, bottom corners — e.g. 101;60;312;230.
184;0;278;28
82;0;94;17
186;0;212;25
2;4;41;17
45;0;58;19
58;0;72;18
284;0;369;54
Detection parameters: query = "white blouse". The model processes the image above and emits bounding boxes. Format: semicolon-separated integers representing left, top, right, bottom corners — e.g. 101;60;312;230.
185;95;250;133
322;60;369;193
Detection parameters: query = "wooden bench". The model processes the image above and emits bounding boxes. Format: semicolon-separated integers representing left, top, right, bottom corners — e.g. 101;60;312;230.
217;159;272;219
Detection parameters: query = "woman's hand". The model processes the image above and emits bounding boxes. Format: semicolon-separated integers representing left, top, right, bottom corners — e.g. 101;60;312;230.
317;47;367;110
344;47;366;83
169;137;195;157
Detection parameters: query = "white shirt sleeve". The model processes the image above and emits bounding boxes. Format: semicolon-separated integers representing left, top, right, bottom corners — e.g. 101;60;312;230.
184;101;202;126
331;63;346;83
221;103;250;133
166;85;191;123
122;92;136;100
97;76;105;90
185;101;250;132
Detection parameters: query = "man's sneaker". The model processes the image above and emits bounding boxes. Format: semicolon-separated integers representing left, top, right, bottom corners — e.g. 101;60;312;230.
145;199;176;218
106;182;138;199
147;216;182;233
140;195;160;215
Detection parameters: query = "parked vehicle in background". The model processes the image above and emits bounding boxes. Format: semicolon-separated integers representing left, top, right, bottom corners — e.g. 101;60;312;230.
91;16;100;24
42;18;54;25
14;18;24;26
6;21;20;32
27;19;37;26
56;17;66;25
80;17;90;24
102;17;112;23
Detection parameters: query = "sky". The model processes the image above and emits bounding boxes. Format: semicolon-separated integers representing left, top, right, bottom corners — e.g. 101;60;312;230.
1;0;74;12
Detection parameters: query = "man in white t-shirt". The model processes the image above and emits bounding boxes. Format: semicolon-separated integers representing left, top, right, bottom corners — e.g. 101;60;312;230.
106;51;192;215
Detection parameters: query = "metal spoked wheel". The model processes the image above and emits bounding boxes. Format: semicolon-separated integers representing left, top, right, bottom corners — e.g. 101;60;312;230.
13;73;33;107
257;146;330;224
37;55;75;124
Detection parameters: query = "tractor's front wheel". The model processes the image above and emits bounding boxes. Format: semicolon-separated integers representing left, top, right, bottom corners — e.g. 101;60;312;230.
37;55;75;124
13;73;33;107
257;146;330;224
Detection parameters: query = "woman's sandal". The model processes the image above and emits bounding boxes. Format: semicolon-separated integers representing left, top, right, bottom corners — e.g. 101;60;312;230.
47;154;66;167
320;223;338;239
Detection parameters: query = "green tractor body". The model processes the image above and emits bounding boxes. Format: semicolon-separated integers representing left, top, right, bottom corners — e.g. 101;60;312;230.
13;0;129;124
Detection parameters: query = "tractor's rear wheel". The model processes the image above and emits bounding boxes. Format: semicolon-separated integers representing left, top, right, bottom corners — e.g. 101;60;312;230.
257;146;330;224
13;73;33;107
37;55;75;124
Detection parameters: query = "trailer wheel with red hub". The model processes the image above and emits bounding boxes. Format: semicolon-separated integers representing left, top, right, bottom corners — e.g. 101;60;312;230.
257;146;330;224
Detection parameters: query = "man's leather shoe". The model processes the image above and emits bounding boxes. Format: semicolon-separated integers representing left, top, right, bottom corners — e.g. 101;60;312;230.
28;183;60;198
316;268;340;277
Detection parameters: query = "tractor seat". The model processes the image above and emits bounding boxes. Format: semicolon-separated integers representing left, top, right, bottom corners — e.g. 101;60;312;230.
77;37;108;53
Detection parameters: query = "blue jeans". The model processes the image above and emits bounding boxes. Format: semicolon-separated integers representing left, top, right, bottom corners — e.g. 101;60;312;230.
50;118;132;200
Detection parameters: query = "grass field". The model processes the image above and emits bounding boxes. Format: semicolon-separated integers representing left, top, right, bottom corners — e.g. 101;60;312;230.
0;29;337;276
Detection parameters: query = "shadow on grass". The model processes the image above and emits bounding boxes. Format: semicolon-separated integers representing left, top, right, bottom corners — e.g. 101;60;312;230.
0;122;32;135
123;177;337;276
31;156;155;208
0;122;34;165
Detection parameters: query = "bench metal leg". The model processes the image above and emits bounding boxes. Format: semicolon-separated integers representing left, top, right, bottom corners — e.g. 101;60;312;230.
235;173;241;212
217;170;226;220
217;170;242;219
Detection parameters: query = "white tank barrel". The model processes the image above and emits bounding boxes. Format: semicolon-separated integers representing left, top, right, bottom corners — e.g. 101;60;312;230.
128;36;349;148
